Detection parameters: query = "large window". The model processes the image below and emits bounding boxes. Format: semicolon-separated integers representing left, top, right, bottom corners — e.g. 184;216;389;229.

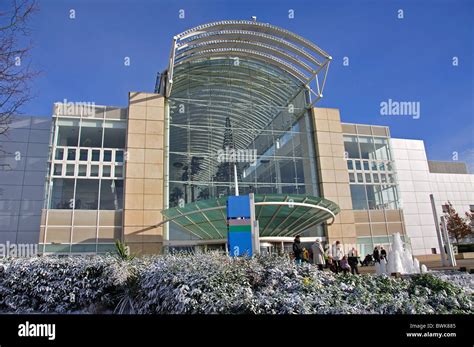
100;180;123;209
80;120;103;147
75;179;99;210
48;117;126;211
57;119;79;146
345;133;399;210
50;178;75;209
343;135;359;158
350;185;367;210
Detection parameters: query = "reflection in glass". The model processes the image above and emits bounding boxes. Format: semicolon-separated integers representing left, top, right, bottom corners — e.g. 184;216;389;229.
100;180;123;209
67;149;76;161
75;179;99;209
50;178;75;209
55;148;64;160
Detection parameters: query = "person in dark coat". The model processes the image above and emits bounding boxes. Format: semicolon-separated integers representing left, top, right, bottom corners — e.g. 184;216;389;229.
348;247;360;275
292;235;303;265
373;246;380;263
380;246;387;261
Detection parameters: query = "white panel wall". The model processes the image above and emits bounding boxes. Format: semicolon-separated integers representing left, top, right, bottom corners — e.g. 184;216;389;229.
391;138;474;256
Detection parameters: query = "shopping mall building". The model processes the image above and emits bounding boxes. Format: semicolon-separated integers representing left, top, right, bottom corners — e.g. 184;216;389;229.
0;20;473;259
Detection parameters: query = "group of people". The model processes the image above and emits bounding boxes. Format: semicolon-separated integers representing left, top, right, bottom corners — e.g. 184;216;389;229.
361;246;387;266
292;236;360;275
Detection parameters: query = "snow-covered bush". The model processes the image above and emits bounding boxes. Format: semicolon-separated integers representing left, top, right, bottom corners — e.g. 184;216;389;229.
0;256;129;313
0;253;472;314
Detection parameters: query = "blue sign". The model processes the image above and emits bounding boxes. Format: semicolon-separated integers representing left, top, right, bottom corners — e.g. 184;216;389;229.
227;195;251;218
228;231;253;257
227;195;253;257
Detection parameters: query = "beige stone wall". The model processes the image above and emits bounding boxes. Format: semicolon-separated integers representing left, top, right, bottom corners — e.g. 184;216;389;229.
311;107;356;248
123;92;165;255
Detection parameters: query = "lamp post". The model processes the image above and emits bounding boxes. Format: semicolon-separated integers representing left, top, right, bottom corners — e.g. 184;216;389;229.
430;194;447;266
440;216;457;267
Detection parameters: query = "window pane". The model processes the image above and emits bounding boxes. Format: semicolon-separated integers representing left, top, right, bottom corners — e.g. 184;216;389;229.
365;173;372;183
343;136;360;158
363;161;369;171
356;173;363;182
115;165;123;178
50;178;75;209
347;160;353;170
80;120;103;147
78;165;87;176
366;185;384;210
349;172;355;183
373;173;380;183
374;138;390;160
67;149;76;161
91;150;100;161
55;148;64;160
57;122;79;146
371;161;378;171
103;127;126;148
91;165;99;177
103;150;112;162
350;185;367;210
79;149;88;161
66;164;75;176
75;179;99;210
358;136;376;159
355;161;362;170
54;164;62;175
102;165;111;177
99;180;123;209
115;150;124;163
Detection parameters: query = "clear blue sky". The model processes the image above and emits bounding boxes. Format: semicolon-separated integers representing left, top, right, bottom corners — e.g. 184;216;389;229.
13;0;474;170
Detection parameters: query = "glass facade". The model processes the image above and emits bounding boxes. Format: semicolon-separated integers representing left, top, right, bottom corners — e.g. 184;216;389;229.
42;105;127;254
0;116;51;245
167;58;321;240
344;134;399;210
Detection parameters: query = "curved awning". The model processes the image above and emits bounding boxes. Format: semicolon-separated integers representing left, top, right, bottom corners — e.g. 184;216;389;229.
159;194;340;240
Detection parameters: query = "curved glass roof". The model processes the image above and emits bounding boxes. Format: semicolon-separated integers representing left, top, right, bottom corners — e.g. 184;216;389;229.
160;194;340;240
161;20;331;102
161;20;332;177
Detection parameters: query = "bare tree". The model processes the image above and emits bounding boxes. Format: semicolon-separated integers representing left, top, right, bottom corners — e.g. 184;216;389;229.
0;0;38;169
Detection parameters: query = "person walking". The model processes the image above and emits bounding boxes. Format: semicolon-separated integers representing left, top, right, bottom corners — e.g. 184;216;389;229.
292;235;303;265
311;239;326;270
348;247;360;275
373;246;380;263
332;240;344;273
380;246;387;261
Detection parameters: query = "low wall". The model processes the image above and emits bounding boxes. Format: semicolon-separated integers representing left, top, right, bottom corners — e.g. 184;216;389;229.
455;252;474;260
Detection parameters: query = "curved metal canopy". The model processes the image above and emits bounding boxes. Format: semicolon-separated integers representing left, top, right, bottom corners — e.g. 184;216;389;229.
159;194;340;240
162;20;331;100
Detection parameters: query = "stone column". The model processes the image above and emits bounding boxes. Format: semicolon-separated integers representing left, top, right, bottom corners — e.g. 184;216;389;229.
123;92;165;255
311;107;356;252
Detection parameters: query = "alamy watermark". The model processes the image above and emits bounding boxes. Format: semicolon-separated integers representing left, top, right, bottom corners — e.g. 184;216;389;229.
216;147;257;165
55;98;96;117
18;321;55;341
0;242;38;258
380;98;420;119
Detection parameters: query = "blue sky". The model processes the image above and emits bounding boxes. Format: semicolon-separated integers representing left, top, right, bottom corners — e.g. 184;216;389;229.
10;0;474;170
